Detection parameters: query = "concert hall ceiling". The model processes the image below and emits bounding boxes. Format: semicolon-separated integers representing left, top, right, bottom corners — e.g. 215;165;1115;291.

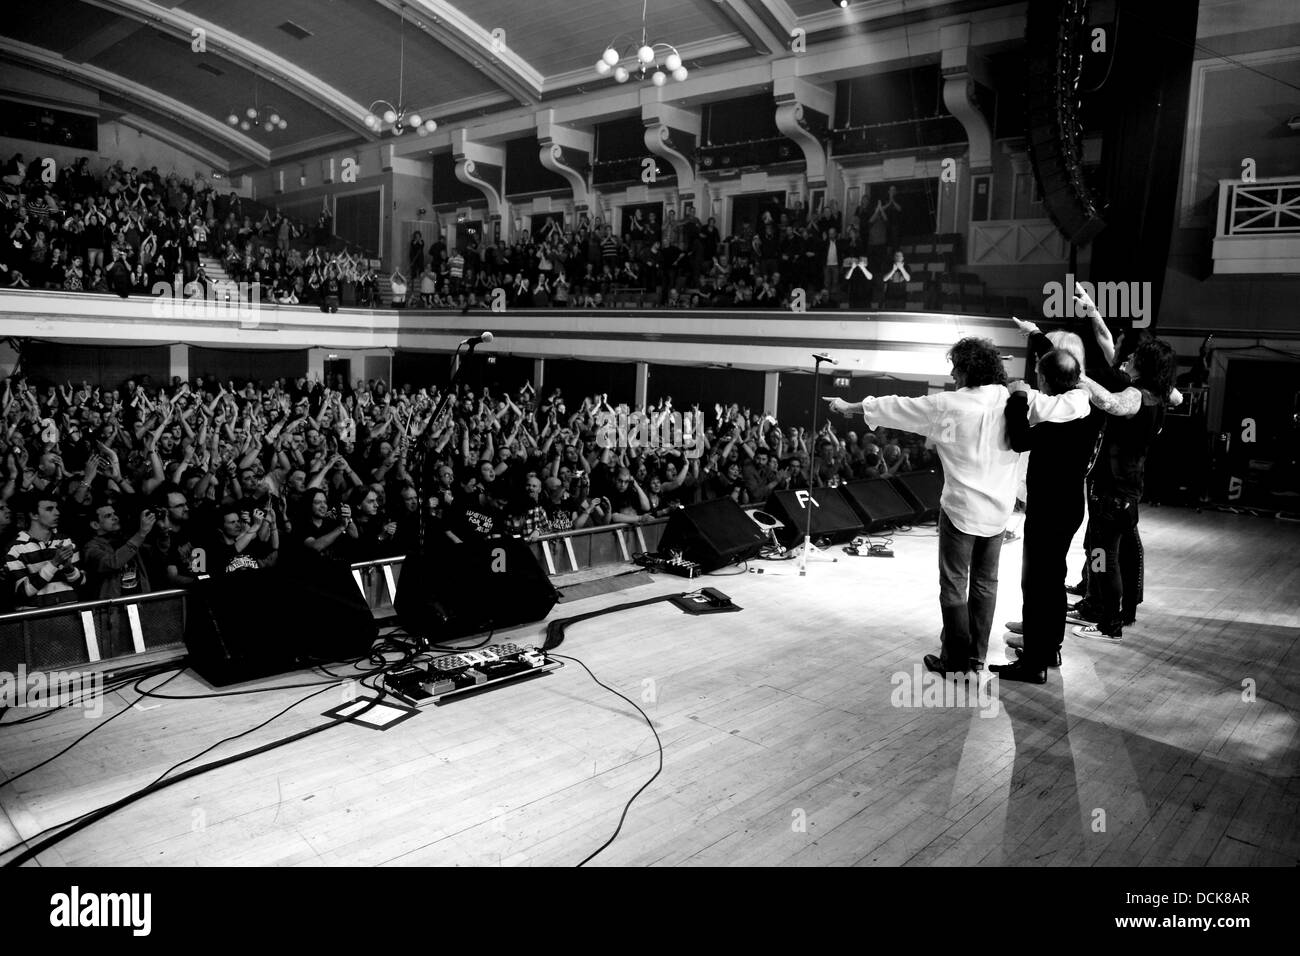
1;0;932;170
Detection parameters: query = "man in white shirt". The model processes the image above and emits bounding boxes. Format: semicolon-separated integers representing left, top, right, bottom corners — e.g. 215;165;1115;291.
822;227;841;297
826;337;1089;675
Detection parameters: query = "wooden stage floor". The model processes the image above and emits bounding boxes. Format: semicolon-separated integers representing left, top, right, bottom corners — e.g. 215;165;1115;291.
2;505;1297;867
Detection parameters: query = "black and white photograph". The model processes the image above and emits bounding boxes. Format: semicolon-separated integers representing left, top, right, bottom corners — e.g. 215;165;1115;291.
0;0;1294;926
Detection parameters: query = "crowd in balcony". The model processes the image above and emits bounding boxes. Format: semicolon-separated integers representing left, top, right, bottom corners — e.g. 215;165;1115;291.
2;149;930;313
0;365;935;611
392;191;914;311
0;152;376;309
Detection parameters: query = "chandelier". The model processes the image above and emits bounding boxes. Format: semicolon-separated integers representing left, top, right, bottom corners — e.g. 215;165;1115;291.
226;76;287;133
593;0;689;86
364;3;437;136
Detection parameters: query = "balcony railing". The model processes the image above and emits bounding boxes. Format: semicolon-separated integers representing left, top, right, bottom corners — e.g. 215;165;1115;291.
1212;176;1300;275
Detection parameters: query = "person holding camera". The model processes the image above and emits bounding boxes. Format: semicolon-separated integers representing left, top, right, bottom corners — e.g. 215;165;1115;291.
82;504;155;599
293;488;356;561
5;493;86;609
206;503;278;574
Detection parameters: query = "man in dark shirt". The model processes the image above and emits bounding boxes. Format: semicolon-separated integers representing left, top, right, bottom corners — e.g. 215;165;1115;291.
1069;336;1177;642
205;505;276;574
606;468;649;521
446;470;503;542
83;503;156;599
992;348;1095;683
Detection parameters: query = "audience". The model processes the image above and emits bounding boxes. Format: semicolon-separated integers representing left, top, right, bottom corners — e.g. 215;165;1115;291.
0;366;938;609
3;156;919;311
0;153;382;309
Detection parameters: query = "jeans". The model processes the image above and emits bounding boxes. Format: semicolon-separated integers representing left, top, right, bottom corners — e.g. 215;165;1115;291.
823;265;841;295
938;510;1004;669
1083;494;1141;629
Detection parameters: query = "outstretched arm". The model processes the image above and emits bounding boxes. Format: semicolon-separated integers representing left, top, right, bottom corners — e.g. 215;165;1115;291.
1077;373;1141;418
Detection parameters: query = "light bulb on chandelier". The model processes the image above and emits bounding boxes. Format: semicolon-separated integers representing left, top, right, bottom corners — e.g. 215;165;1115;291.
593;1;689;86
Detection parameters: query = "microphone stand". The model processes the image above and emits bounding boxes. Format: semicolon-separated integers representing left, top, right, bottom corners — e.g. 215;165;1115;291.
798;353;835;575
416;338;484;557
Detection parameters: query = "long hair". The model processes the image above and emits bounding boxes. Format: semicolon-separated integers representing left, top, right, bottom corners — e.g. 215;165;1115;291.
1046;330;1085;369
947;337;1007;388
1131;337;1177;401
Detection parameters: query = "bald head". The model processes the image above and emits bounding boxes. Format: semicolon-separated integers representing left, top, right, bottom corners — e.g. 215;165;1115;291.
1037;349;1081;396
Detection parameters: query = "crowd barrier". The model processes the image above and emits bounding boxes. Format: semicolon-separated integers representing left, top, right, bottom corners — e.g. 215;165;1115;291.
0;517;672;674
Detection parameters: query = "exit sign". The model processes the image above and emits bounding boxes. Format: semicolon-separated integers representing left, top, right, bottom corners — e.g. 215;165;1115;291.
834;377;849;389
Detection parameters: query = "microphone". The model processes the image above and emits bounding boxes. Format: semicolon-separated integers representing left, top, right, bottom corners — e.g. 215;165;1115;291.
461;331;494;347
813;353;838;365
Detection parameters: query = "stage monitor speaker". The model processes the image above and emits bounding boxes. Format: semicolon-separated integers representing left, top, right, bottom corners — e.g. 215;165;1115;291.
840;478;918;530
184;555;378;686
394;537;558;640
764;488;863;548
890;471;943;522
658;497;767;571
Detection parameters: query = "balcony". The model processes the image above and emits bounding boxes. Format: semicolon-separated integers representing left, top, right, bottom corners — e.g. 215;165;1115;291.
1212;176;1300;275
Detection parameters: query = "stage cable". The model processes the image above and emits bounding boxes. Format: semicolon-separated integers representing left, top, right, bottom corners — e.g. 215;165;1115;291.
0;667;399;867
0;667;186;790
551;652;663;867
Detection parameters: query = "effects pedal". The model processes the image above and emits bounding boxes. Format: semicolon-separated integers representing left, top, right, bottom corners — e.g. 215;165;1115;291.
384;644;562;706
634;551;701;578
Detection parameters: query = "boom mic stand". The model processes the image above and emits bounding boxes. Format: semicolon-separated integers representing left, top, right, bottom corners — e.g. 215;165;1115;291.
416;337;487;556
798;353;837;576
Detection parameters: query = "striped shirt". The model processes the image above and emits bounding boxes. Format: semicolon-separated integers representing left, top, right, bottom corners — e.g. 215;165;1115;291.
6;532;85;609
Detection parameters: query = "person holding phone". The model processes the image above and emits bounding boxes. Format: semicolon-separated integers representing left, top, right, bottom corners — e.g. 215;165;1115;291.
292;488;356;561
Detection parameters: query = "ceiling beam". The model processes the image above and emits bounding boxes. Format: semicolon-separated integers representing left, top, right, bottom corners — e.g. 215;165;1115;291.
739;0;798;44
0;38;269;164
377;0;544;106
77;0;373;137
712;1;783;56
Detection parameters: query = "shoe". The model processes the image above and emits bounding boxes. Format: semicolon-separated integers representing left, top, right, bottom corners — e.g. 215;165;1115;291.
1066;602;1100;626
1006;621;1023;635
923;653;972;676
1072;623;1122;642
989;660;1047;684
1014;646;1063;667
1065;583;1084;596
1005;633;1024;649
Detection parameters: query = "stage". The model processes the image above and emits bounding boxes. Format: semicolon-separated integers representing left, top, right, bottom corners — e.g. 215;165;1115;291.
2;506;1297;867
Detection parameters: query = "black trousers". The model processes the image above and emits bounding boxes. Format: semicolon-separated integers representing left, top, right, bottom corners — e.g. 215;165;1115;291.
1020;490;1085;665
1082;494;1143;629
